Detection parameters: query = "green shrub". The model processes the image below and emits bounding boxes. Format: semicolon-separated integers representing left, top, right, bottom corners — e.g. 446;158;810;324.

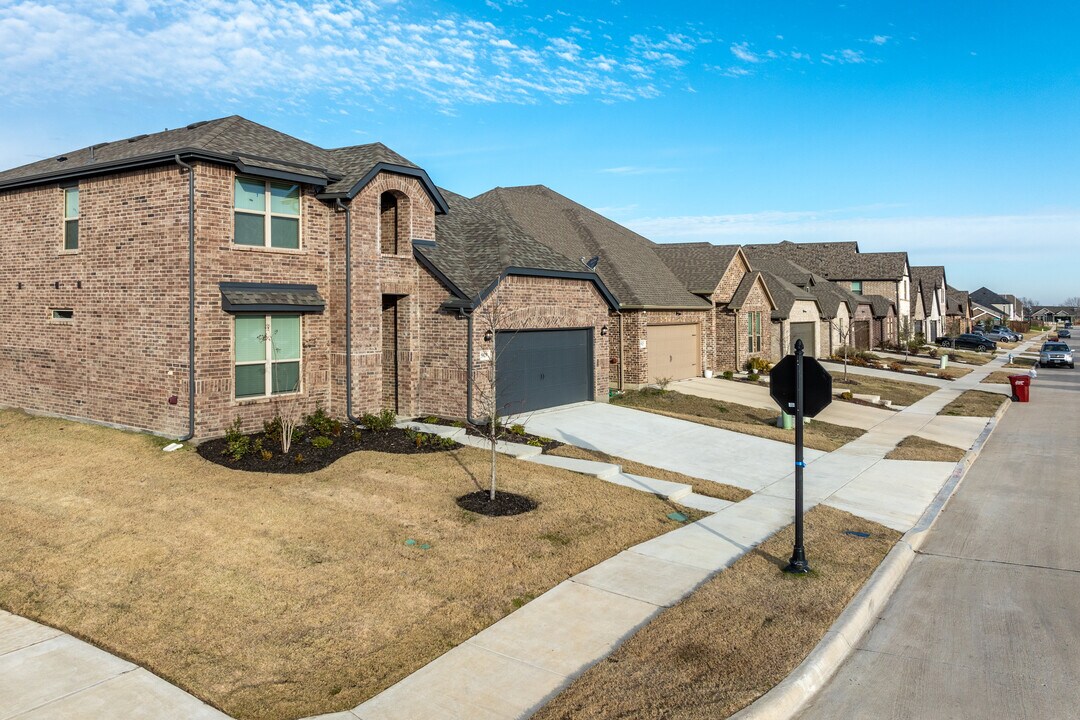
311;435;333;449
722;370;734;380
361;409;397;432
422;416;441;424
745;357;772;373
747;373;760;382
351;430;363;443
305;405;339;436
509;424;527;436
222;417;250;461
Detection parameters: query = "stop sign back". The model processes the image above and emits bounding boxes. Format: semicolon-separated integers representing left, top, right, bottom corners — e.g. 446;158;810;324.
769;354;833;417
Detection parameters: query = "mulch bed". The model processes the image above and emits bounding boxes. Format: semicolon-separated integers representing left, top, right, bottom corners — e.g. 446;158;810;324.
456;490;539;516
197;427;459;474
425;416;563;452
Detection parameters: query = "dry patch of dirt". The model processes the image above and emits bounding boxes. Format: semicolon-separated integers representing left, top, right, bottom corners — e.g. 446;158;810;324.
939;390;1009;417
885;435;966;462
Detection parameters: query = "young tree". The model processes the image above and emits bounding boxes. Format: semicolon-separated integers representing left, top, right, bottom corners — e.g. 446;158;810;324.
471;288;513;502
829;318;853;381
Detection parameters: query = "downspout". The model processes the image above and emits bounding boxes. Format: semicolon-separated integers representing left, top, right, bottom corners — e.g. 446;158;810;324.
734;309;741;372
174;155;196;442
462;308;484;425
335;199;363;425
614;310;624;390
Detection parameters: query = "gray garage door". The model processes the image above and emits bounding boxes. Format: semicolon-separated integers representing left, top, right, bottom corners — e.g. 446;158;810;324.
790;322;817;357
495;329;593;416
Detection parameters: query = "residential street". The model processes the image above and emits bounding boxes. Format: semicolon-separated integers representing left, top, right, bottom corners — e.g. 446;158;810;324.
797;340;1080;720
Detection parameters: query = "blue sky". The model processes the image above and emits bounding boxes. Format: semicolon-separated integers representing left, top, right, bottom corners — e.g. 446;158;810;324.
1;0;1077;303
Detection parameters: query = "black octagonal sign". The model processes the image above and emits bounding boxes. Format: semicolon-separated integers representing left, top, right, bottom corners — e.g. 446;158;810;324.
769;355;834;418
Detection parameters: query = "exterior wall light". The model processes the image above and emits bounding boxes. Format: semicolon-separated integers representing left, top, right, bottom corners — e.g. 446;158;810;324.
601;325;608;336
483;330;493;342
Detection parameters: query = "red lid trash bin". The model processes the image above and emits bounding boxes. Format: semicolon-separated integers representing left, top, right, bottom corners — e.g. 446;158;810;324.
1008;375;1030;402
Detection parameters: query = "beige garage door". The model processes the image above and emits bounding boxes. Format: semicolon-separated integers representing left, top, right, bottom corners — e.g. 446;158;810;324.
647;324;700;382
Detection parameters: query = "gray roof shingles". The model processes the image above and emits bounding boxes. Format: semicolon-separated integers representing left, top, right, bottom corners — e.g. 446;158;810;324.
652;242;741;295
744;240;909;281
473;186;711;309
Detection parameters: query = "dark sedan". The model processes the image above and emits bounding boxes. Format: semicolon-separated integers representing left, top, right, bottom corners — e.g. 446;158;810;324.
937;333;997;352
1059;328;1072;338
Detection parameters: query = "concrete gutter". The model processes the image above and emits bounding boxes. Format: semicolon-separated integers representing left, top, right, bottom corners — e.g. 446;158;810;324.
729;397;1011;720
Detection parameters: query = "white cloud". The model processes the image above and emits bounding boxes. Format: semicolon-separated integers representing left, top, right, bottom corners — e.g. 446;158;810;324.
0;0;703;109
730;41;760;63
867;34;890;45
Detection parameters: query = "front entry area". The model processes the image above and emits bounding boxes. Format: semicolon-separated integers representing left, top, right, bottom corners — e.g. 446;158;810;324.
790;321;817;357
495;328;593;416
646;323;701;383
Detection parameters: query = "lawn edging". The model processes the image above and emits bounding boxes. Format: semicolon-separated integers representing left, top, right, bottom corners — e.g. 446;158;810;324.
728;397;1010;720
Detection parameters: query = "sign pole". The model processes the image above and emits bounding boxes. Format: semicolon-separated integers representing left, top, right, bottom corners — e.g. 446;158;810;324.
784;338;810;574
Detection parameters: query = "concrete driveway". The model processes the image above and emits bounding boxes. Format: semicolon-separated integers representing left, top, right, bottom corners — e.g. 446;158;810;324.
522;402;823;492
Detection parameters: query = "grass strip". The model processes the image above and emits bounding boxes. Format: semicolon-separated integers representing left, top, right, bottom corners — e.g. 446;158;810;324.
534;505;900;720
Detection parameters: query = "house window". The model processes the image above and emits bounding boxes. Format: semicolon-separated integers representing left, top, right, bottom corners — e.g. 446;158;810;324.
50;308;74;321
850;281;863;295
63;187;79;250
234;314;302;399
747;311;763;353
234;178;301;249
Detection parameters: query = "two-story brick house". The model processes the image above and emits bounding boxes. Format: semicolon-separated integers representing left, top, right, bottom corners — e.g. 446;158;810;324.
0;117;617;439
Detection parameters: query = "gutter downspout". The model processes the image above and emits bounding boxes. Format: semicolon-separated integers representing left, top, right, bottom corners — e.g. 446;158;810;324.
734;308;741;373
617;311;624;390
335;199;363;425
463;308;484;426
174;155;196;442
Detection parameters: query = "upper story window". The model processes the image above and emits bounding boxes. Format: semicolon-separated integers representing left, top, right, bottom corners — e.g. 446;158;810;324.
234;178;301;249
850;281;863;295
63;187;79;250
379;190;409;255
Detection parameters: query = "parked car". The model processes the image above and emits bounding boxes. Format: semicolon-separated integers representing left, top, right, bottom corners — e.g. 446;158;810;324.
1058;328;1072;338
937;333;997;352
980;328;1015;342
1038;342;1074;368
990;326;1021;341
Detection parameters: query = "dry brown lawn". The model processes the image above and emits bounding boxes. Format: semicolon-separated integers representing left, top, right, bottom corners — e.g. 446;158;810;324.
612;390;864;452
831;374;938;407
534;505;900;720
1005;356;1037;368
0;410;689;720
885;435;966;462
548;445;752;503
981;371;1018;385
942;350;992;366
939;390;1009;417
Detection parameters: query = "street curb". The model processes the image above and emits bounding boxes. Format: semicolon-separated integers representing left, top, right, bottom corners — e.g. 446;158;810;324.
728;397;1010;720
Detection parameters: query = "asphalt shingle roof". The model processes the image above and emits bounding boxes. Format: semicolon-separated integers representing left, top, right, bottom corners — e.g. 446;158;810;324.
419;189;596;302
755;270;817;321
473;186;710;309
652;242;741;295
969;286;1011;308
945;285;969;316
864;294;896;318
910;266;945;315
0;115;429;202
744;240;909;281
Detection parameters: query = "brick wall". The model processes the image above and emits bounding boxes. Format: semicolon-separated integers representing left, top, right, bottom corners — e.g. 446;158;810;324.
614;309;710;387
414;271;611;419
715;280;772;372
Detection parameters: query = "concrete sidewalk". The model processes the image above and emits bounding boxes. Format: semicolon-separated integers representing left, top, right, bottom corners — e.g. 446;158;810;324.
0;611;227;720
669;377;895;431
817;360;953;386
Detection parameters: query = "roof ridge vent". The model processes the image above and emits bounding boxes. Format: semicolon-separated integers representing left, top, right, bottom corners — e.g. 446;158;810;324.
186;120;211;130
127;134;149;143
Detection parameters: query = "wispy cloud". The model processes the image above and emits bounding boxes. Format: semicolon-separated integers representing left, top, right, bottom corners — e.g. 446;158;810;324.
866;34;890;45
0;0;705;109
730;42;761;63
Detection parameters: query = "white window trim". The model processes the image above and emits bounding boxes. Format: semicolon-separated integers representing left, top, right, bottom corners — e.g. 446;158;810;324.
62;186;79;252
233;177;303;250
234;314;303;400
49;308;74;322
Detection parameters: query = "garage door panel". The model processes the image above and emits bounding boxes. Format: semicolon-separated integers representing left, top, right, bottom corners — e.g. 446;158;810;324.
495;329;593;416
647;324;700;382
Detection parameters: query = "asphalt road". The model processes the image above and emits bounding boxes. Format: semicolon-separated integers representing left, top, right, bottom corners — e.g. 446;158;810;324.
797;336;1080;720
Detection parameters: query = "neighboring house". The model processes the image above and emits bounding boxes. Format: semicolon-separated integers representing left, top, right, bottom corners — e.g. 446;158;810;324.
0;117;618;438
744;240;912;343
909;279;927;339
945;285;973;335
864;294;898;348
969;300;1007;326
1030;306;1077;324
910;266;947;341
741;259;825;359
653;243;776;373
472;186;716;387
1004;294;1025;322
969;287;1015;321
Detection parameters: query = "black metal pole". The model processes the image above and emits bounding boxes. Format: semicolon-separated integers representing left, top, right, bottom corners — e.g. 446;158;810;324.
785;338;810;574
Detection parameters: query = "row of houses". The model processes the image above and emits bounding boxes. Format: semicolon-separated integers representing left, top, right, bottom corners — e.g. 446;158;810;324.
0;117;1020;440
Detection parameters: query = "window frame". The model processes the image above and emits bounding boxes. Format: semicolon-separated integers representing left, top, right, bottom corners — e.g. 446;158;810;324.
850;280;863;295
233;313;303;400
63;186;79;251
232;177;303;250
49;308;74;322
747;310;763;353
